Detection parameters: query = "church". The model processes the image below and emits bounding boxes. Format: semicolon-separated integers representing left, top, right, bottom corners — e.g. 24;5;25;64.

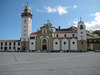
0;4;87;51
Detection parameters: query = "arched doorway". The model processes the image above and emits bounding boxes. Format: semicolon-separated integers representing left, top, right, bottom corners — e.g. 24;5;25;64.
42;45;47;50
41;38;48;50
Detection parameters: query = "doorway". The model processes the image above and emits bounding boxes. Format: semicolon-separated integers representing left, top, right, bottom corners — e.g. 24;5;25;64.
42;45;47;50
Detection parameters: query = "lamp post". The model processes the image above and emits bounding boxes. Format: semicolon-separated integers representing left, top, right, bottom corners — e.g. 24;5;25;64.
47;20;51;55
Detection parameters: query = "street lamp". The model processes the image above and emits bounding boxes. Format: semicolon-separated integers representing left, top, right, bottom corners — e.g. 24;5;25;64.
47;20;51;55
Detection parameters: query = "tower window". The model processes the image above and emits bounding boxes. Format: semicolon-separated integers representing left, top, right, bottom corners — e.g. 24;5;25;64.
55;42;58;44
81;32;83;34
24;20;26;24
24;34;26;36
80;25;83;29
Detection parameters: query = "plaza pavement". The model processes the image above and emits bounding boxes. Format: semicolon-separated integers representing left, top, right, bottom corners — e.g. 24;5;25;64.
0;52;100;75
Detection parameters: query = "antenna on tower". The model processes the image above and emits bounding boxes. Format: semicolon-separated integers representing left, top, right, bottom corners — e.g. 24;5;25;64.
27;2;28;5
47;19;50;24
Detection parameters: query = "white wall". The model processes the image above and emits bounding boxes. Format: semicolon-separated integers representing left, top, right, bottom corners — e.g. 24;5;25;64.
53;39;60;50
21;16;32;41
30;40;36;50
62;39;68;50
70;38;77;50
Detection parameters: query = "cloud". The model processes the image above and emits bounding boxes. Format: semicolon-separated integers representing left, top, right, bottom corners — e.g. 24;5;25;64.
44;6;68;15
57;6;68;15
73;19;78;27
44;6;56;13
73;5;77;9
73;12;100;30
36;9;45;12
85;12;100;30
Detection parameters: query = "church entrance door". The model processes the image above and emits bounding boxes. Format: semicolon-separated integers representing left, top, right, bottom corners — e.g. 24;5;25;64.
42;45;47;50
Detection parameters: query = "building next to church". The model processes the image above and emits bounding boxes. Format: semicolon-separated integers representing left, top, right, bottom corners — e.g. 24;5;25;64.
0;4;88;51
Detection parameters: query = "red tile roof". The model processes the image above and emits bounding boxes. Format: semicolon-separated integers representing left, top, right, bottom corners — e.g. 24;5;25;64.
54;31;77;33
31;32;37;35
53;37;77;39
0;40;21;42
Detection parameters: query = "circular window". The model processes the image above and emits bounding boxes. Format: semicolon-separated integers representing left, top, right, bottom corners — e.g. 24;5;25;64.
55;42;58;44
64;42;66;44
31;42;34;45
72;42;75;44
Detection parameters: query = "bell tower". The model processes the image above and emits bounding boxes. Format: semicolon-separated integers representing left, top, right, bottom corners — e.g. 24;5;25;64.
77;17;87;51
21;3;32;51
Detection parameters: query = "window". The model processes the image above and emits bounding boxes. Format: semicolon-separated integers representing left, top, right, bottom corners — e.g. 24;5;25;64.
72;34;75;37
30;36;35;39
81;36;83;37
56;34;58;37
24;9;27;12
64;34;66;37
24;26;26;28
72;42;75;44
1;42;3;46
43;39;46;43
13;47;15;49
24;30;26;32
24;20;26;24
24;34;26;36
31;42;34;45
9;42;11;45
64;42;66;45
18;42;20;46
43;30;46;34
81;32;83;34
13;42;15;45
81;42;83;44
1;47;2;49
55;42;58;44
5;42;7;46
9;47;11;49
80;25;83;29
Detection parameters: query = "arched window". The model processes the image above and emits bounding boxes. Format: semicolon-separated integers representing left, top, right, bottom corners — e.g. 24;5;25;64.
80;25;83;29
43;39;46;43
64;34;66;37
57;34;58;37
72;34;75;37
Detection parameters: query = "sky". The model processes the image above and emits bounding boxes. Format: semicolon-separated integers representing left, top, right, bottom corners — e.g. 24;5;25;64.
0;0;100;40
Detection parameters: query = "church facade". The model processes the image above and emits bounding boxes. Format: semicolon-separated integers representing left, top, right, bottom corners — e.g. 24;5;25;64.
0;4;87;51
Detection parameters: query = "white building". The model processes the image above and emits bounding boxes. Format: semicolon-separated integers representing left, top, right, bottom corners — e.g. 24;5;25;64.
0;4;87;51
